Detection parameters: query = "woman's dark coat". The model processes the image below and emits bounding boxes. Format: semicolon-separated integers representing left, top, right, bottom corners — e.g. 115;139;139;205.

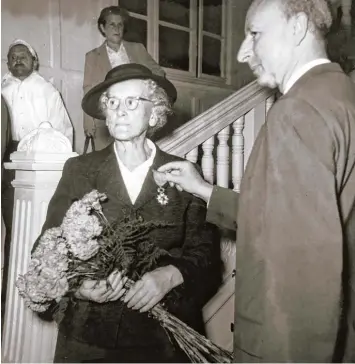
33;144;222;363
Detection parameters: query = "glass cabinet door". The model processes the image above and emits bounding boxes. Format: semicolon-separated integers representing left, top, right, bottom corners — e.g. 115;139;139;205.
158;0;193;72
119;0;148;47
118;0;228;81
118;0;147;15
199;0;225;78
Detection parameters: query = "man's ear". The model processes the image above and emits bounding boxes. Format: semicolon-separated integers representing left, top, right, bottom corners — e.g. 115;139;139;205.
293;12;308;45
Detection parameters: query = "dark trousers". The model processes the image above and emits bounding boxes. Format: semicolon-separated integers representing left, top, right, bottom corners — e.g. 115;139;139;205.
1;141;18;331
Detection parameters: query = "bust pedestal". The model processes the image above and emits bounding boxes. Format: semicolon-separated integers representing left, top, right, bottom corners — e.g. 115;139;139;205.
2;150;77;363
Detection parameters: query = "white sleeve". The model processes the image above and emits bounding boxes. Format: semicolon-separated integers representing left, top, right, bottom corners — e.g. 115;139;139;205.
48;87;74;146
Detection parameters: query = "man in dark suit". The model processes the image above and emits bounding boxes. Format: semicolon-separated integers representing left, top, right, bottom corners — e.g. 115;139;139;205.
33;64;221;363
156;0;355;361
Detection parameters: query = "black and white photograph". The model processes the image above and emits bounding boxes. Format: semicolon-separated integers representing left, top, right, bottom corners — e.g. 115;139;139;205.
1;0;355;362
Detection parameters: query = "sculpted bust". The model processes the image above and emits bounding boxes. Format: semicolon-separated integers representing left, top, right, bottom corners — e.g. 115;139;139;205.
17;122;72;153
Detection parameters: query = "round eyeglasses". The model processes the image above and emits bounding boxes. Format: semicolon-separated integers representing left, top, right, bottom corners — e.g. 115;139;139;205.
103;96;153;111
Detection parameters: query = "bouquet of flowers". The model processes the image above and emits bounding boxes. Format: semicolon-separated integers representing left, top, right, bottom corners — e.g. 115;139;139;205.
16;190;233;363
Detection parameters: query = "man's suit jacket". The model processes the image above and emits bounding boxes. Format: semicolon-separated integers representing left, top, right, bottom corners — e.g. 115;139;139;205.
218;63;355;362
33;144;221;362
83;41;166;150
207;186;238;231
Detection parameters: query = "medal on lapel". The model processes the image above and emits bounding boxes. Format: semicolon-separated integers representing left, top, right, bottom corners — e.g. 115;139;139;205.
152;169;169;206
156;186;169;205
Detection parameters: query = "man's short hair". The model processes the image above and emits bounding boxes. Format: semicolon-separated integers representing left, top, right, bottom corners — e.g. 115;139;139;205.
97;6;130;37
280;0;333;36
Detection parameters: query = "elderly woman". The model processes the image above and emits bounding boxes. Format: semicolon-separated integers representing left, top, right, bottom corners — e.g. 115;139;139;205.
36;64;221;363
83;6;165;151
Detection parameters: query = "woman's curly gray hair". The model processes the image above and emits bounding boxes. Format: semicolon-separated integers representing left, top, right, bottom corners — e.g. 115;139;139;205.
142;79;173;136
98;79;173;136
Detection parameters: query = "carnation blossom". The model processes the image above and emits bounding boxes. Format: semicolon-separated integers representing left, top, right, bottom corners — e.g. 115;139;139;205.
31;227;63;258
62;214;102;242
67;239;100;261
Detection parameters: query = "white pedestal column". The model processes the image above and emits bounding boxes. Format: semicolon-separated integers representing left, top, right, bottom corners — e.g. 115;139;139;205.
2;151;77;363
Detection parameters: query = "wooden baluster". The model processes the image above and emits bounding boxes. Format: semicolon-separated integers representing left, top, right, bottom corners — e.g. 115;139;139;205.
216;126;230;188
341;0;352;30
201;136;215;184
232;116;245;192
185;147;198;163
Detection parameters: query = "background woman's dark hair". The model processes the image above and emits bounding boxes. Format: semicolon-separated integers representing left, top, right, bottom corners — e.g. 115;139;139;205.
97;6;130;37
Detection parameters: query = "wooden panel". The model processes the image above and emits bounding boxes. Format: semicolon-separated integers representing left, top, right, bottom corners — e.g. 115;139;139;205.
60;0;107;72
1;0;53;77
205;293;234;350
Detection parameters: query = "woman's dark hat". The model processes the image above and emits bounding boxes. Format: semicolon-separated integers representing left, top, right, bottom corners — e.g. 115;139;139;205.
82;63;177;120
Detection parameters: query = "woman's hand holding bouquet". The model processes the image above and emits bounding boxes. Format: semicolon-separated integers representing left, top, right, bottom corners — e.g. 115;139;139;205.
124;264;183;312
16;190;233;363
74;270;127;303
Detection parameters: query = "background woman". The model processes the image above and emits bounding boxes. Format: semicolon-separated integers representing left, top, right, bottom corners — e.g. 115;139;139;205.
83;6;166;151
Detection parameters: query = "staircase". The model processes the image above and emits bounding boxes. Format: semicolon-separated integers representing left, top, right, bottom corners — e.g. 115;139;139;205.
157;80;276;351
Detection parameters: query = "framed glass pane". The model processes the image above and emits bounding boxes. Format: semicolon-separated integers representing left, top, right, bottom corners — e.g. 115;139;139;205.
159;26;190;71
202;35;221;76
118;0;147;15
159;0;190;27
124;17;147;47
203;0;222;34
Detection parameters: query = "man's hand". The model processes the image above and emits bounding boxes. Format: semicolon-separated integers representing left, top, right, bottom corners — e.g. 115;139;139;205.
153;161;213;203
75;270;127;303
123;265;183;313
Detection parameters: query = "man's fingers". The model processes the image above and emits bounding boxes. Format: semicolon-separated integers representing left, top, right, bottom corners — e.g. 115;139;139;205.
156;161;188;173
176;185;183;192
162;173;183;185
152;170;168;185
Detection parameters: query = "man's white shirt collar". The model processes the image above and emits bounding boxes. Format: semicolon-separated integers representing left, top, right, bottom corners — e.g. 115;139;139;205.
283;58;330;94
114;139;156;204
1;71;37;86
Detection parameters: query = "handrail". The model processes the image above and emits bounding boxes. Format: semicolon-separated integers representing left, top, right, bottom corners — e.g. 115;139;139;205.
157;80;274;156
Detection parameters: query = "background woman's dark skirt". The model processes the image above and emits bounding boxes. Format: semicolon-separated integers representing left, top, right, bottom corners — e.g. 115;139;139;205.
1;140;19;331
